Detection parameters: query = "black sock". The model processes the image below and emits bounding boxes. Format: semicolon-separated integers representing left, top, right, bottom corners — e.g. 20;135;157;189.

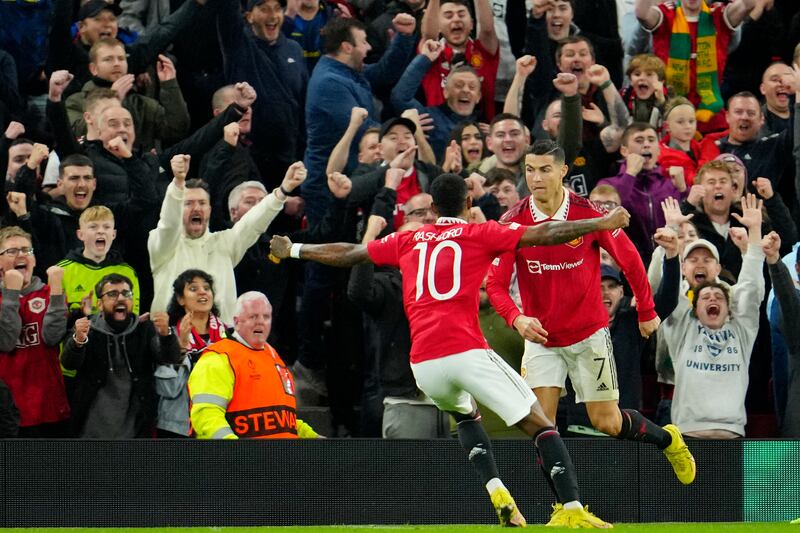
617;409;672;449
457;418;500;485
534;428;580;504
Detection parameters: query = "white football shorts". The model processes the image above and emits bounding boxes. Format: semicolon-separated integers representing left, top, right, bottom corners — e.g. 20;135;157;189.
521;327;619;403
411;348;536;426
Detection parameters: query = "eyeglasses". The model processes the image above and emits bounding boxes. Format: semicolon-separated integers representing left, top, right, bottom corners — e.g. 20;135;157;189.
0;247;34;257
406;208;433;218
100;289;134;300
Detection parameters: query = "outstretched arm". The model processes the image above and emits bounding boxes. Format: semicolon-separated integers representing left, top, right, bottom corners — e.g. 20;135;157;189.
421;0;440;42
519;206;630;247
504;55;536;116
475;0;498;55
270;235;372;267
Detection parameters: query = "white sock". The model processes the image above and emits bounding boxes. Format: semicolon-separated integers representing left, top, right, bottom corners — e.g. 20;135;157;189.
564;501;583;510
485;478;505;494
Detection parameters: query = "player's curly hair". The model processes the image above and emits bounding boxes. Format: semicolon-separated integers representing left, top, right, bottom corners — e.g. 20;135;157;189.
430;173;467;218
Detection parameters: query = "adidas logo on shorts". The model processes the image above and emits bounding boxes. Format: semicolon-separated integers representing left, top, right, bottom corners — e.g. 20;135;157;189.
596;382;609;392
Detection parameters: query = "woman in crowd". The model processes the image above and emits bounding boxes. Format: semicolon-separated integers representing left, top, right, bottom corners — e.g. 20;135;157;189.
155;269;228;437
450;121;487;172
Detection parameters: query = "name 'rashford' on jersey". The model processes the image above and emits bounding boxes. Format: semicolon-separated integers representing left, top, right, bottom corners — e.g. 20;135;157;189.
367;219;527;363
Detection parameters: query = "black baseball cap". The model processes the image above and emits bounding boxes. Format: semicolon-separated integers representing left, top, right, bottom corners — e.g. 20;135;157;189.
246;0;286;10
379;117;417;140
78;0;122;19
600;264;622;284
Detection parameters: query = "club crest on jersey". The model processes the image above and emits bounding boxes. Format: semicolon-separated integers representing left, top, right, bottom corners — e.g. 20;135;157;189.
28;297;46;314
470;53;483;69
565;237;583;248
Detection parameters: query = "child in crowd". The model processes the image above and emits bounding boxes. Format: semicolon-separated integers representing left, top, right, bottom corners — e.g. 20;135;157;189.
621;54;667;125
659;97;719;188
58;206;140;321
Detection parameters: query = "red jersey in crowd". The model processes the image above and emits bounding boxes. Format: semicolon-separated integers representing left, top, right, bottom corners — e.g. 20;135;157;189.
486;190;656;348
420;39;499;120
0;284;70;427
393;168;423;229
650;1;734;133
367;218;526;363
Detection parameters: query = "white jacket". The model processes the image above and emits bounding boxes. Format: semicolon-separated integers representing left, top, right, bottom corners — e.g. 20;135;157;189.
148;181;285;322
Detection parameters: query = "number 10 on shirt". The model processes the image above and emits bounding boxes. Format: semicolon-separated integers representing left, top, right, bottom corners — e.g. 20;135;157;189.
413;241;463;301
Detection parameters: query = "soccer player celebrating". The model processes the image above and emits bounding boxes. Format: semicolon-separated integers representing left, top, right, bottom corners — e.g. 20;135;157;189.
271;173;629;528
486;139;697;493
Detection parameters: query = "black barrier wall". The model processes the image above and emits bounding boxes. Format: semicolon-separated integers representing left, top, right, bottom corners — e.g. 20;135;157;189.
0;439;746;526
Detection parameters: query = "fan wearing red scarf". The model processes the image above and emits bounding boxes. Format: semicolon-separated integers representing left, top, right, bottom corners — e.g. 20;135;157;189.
155;269;228;437
634;0;761;134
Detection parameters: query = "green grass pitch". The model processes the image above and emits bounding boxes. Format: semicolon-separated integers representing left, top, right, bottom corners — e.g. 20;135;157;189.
4;525;799;532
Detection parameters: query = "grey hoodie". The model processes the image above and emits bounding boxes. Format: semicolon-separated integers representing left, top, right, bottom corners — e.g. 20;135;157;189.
662;246;765;436
80;314;141;439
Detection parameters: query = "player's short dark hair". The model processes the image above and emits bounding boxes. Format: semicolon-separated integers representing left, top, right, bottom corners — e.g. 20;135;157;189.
555;35;595;64
526;139;565;165
95;273;133;298
621;122;657;147
430;173;468;218
321;18;366;55
691;280;731;315
59;154;94;176
489;113;525;132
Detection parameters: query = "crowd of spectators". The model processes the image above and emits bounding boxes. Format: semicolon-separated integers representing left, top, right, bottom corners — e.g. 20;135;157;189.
0;0;799;440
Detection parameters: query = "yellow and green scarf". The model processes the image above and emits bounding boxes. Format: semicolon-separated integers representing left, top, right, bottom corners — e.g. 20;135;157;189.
666;0;723;122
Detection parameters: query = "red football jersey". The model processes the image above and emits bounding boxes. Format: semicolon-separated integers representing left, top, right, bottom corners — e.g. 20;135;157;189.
367;218;526;363
392;168;422;230
0;284;70;427
486;190;657;348
420;39;499;120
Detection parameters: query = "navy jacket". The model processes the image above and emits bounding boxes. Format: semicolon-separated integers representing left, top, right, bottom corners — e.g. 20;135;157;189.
218;0;308;181
303;33;415;222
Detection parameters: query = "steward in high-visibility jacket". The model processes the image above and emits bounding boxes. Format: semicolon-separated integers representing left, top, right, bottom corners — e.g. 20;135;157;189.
188;334;319;439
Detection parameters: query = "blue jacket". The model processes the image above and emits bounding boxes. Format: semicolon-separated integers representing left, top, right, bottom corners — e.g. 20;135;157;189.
218;0;308;178
303;34;415;223
390;54;478;162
